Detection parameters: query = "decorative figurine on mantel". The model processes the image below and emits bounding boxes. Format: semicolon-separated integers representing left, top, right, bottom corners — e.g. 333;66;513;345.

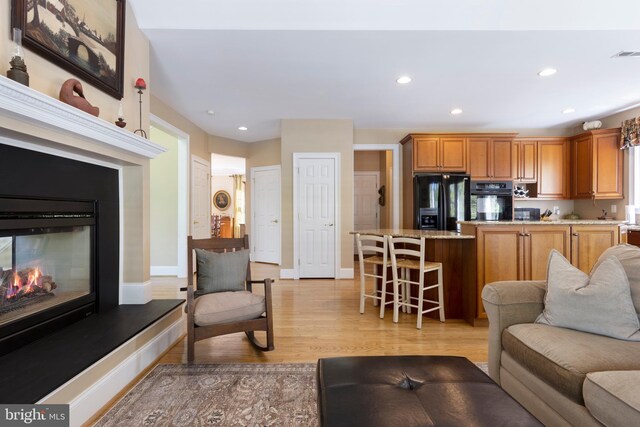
59;79;99;117
115;102;126;128
6;28;29;86
133;78;148;138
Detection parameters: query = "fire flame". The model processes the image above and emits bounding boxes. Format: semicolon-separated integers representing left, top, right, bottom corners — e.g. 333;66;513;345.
5;267;44;299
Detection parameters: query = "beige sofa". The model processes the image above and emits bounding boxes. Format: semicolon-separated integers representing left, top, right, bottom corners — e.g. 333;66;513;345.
482;245;640;427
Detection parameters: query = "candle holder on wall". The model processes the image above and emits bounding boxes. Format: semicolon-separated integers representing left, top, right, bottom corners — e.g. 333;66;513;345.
133;78;147;138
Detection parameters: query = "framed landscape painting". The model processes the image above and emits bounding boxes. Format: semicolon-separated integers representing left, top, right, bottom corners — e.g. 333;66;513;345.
12;0;126;99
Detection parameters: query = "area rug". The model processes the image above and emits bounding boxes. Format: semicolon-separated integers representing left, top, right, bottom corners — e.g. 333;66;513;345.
94;364;317;427
94;361;489;426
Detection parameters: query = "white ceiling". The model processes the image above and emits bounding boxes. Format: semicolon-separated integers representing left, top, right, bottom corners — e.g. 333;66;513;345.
129;1;640;142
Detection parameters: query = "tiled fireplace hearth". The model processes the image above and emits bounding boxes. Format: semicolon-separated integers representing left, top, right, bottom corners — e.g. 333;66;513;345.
0;76;183;425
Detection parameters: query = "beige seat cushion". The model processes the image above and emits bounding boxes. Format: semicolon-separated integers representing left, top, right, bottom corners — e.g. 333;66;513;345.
584;371;640;427
502;323;640;404
194;291;265;326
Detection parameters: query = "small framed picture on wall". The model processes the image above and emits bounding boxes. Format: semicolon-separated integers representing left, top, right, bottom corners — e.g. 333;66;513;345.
213;190;231;211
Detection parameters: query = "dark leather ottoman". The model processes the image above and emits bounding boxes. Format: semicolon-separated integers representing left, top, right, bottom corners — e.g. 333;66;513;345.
317;355;542;427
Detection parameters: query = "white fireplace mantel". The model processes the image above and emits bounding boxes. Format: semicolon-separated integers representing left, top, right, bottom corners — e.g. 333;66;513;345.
0;75;165;159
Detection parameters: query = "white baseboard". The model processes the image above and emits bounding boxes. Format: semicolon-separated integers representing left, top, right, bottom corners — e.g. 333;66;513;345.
121;280;152;304
150;266;178;276
279;269;295;279
39;312;184;427
340;268;354;279
280;268;353;279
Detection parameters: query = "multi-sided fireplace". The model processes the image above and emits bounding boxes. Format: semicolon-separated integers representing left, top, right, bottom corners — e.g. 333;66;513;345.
0;198;96;353
0;144;120;357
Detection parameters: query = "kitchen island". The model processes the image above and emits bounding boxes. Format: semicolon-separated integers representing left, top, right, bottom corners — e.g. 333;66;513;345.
460;220;626;320
352;229;477;324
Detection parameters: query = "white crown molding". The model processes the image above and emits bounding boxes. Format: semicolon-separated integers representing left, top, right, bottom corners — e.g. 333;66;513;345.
0;76;165;159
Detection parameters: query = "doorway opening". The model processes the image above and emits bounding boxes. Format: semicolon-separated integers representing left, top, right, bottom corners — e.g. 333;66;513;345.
211;154;246;239
353;145;400;254
149;117;189;278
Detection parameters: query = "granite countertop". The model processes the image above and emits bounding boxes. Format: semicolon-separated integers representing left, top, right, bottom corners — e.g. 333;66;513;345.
624;224;640;231
350;229;475;239
459;220;627;225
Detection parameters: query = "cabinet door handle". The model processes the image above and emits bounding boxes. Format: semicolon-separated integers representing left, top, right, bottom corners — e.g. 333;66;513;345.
572;233;579;237
524;233;531;237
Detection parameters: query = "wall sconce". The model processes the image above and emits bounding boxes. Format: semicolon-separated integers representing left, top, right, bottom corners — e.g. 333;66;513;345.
133;78;147;138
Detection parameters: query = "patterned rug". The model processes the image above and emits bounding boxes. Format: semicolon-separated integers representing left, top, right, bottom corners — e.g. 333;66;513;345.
94;364;317;427
94;362;490;426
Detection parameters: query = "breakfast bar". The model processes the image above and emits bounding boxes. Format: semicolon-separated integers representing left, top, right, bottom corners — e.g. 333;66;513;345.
351;229;477;324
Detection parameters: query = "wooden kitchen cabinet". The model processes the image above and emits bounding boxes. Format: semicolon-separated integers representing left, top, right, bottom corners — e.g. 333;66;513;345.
522;225;571;280
414;137;439;170
537;138;570;199
466;222;617;318
513;139;537;183
440;138;467;171
467;137;514;180
571;225;619;273
474;226;523;317
412;136;466;172
571;129;623;200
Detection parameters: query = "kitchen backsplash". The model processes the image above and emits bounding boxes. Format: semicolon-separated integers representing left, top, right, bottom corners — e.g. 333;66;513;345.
513;199;575;219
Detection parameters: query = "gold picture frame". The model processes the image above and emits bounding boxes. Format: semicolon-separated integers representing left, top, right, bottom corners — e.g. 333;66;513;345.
213;190;231;211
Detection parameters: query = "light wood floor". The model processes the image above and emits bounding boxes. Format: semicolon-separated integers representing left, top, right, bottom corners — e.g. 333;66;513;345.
153;263;489;365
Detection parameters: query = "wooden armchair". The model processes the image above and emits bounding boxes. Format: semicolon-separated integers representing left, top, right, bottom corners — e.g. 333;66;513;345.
185;235;274;362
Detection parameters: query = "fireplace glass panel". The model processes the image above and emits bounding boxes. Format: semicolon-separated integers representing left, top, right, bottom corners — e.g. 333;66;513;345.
0;226;92;327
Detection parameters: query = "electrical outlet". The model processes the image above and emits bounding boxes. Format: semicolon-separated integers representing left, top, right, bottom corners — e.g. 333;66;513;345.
611;205;617;214
553;206;560;215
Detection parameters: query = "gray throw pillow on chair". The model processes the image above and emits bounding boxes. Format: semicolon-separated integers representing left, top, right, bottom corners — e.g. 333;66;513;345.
195;249;249;294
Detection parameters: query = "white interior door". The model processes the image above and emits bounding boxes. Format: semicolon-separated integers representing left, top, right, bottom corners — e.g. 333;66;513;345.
191;156;211;239
251;166;281;264
354;172;380;254
298;157;336;278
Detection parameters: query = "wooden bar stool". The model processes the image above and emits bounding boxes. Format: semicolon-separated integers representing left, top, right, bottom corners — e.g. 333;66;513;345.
356;233;395;319
388;236;445;329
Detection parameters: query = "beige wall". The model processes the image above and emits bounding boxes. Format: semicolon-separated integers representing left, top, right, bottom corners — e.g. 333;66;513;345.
571;107;638;220
209;135;250;158
354;151;381;171
150;127;179;267
1;3;150;135
281;119;354;272
245;138;282;236
211;176;235;216
1;4;152;283
150;95;210;160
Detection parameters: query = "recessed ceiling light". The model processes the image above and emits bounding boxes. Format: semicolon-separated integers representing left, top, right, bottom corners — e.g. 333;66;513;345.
396;76;412;84
238;126;248;131
206;110;215;115
538;68;557;77
450;108;463;115
562;108;575;114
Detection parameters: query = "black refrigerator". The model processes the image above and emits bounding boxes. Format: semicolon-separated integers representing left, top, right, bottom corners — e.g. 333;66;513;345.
414;173;471;232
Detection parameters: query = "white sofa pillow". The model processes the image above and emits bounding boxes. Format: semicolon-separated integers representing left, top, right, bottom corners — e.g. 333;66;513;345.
535;250;640;341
